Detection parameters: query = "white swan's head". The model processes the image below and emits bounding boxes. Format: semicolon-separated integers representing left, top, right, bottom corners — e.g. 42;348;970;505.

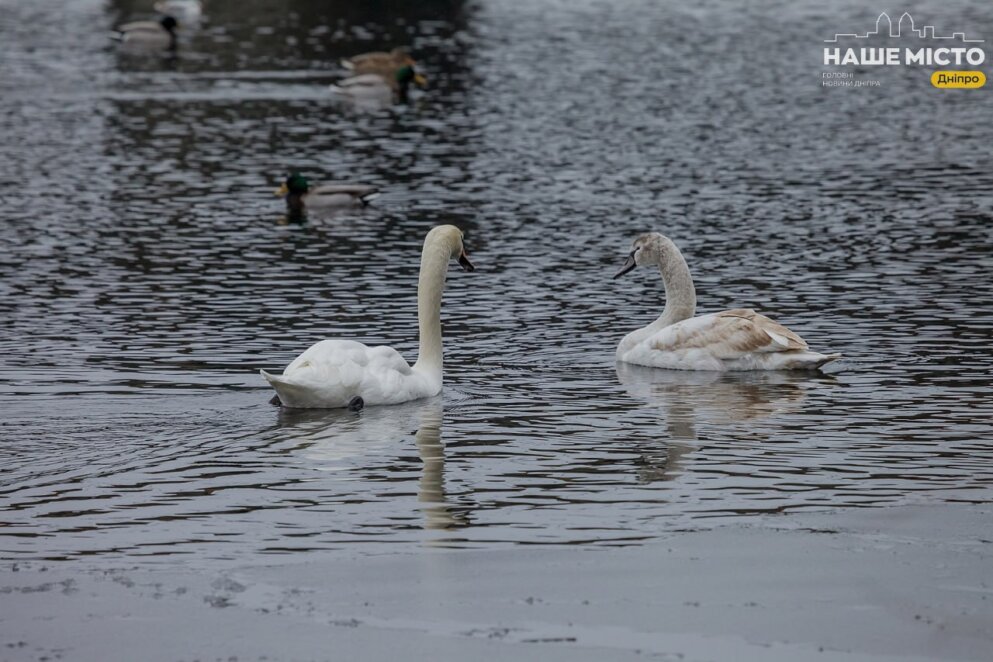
614;232;671;278
425;224;475;272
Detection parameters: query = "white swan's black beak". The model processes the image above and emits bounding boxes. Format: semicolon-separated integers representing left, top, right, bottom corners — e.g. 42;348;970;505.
458;249;475;272
614;252;636;279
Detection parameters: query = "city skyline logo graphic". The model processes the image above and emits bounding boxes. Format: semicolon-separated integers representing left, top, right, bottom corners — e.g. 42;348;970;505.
824;12;984;43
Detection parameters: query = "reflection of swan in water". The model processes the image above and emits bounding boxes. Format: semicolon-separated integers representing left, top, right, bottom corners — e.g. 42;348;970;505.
275;404;412;470
413;404;470;530
617;363;819;482
276;398;468;530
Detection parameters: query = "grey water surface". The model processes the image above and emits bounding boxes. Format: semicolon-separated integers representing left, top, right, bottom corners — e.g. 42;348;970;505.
1;0;992;564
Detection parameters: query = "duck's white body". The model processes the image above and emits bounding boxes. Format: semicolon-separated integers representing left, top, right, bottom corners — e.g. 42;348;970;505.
115;20;174;46
277;177;379;212
615;233;839;372
262;225;473;409
304;184;379;207
329;74;395;105
112;15;179;52
336;73;391;87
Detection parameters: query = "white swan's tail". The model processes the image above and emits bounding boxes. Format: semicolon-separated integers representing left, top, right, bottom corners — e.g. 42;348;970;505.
261;369;311;408
340;58;356;71
261;368;363;409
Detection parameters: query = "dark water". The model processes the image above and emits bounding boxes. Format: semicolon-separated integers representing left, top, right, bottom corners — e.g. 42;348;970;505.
1;0;991;561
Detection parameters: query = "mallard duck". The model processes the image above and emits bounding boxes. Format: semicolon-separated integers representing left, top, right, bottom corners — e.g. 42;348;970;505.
329;65;427;106
275;172;379;214
112;15;178;50
341;47;414;77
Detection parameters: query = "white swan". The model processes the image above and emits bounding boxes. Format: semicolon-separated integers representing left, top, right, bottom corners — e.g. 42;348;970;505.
261;225;475;408
614;233;840;371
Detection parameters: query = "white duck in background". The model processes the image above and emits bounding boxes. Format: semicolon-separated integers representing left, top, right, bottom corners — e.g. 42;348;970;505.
614;232;840;371
261;225;475;409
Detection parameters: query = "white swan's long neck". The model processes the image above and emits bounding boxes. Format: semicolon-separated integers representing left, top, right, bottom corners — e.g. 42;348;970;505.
412;237;451;382
655;240;696;328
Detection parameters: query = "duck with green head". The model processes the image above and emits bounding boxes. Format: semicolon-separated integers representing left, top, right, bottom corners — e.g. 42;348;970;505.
329;64;427;106
276;172;380;214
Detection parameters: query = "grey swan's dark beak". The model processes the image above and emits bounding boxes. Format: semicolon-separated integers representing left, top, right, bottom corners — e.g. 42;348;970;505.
614;252;636;279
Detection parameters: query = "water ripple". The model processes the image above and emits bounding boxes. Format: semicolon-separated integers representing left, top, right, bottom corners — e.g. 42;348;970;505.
0;0;991;561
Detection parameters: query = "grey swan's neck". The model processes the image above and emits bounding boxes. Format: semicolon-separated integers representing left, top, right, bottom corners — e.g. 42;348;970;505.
619;236;697;354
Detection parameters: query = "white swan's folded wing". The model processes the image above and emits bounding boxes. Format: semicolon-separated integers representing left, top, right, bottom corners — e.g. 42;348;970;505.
263;339;417;408
365;344;414;375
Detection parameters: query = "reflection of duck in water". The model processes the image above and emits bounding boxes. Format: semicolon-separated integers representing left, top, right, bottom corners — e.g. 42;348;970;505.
617;363;816;482
277;398;468;530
